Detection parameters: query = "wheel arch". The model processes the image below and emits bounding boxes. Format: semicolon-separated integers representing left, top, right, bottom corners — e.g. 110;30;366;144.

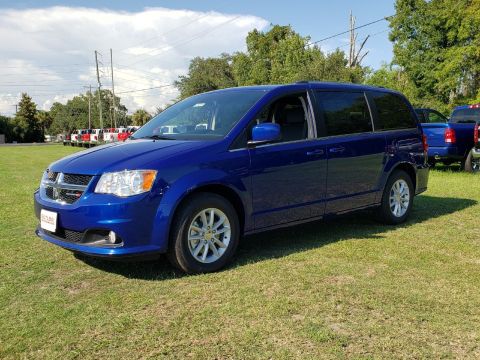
388;162;417;192
172;184;246;236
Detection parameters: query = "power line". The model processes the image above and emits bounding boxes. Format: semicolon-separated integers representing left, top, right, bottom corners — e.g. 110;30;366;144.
336;28;390;50
116;84;175;95
121;15;241;68
1;13;393;112
306;15;392;47
116;13;210;53
0;62;91;69
115;67;166;82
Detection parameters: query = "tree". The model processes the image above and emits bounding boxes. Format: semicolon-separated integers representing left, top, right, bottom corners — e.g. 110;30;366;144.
175;25;367;99
153;107;164;116
389;0;480;108
35;110;53;137
13;93;41;142
0;115;15;142
132;109;152;126
175;54;237;99
233;25;314;85
48;89;129;134
299;49;367;84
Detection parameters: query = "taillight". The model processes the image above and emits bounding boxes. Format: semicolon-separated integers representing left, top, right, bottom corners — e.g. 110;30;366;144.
475;125;479;144
422;134;428;152
444;128;456;143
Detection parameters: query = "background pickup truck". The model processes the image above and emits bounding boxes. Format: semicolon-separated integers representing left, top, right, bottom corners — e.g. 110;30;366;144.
416;106;480;172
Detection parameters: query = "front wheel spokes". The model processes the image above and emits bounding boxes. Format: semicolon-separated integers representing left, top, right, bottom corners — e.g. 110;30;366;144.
187;208;232;264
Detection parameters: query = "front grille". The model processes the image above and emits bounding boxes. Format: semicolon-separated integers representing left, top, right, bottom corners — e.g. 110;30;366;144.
47;228;84;243
42;172;93;204
63;174;92;186
57;189;83;203
46;187;54;198
47;171;58;181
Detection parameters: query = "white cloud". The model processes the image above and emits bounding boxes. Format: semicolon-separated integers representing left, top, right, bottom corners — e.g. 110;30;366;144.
0;6;268;116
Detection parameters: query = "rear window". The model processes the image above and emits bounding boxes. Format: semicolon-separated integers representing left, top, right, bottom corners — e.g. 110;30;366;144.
425;110;448;123
371;92;417;130
315;91;373;136
450;108;480;123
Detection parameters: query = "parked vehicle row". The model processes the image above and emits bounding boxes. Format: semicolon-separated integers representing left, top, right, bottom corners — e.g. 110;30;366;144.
36;82;429;274
416;105;480;172
63;126;139;147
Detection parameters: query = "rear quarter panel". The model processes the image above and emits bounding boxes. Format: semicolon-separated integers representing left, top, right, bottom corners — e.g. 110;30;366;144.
379;128;427;199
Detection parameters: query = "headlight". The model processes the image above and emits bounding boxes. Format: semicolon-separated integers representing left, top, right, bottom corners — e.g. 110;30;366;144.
95;170;157;197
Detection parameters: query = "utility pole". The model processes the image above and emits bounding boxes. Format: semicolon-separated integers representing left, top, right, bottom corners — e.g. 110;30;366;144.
89;85;92;129
95;50;103;129
110;48;117;128
83;85;92;129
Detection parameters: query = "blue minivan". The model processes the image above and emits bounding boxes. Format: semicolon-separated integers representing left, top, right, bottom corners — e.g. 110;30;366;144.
34;82;429;273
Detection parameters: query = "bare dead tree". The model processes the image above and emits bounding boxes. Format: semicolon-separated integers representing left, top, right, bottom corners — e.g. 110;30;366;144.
348;11;370;68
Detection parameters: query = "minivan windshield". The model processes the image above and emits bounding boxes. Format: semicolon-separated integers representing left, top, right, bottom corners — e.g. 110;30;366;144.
132;90;266;140
450;108;480;123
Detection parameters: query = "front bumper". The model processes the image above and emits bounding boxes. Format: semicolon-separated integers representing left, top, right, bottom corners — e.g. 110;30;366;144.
34;190;166;258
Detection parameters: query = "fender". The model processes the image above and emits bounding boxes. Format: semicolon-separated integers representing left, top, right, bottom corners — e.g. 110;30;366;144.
150;168;251;251
376;140;423;203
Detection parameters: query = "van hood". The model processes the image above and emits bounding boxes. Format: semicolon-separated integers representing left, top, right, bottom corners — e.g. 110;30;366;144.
49;139;214;175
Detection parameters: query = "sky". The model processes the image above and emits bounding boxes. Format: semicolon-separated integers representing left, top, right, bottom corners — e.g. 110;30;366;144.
0;1;395;117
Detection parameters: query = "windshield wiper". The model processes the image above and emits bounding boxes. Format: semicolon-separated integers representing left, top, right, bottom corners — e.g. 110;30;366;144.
132;135;174;140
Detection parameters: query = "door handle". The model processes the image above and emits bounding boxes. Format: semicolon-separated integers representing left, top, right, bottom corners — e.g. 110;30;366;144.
328;146;346;153
306;149;325;156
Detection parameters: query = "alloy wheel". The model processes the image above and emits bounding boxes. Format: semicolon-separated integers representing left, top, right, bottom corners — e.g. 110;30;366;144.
187;208;231;263
389;179;410;218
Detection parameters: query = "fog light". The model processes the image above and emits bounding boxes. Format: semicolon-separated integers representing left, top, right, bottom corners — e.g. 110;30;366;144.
108;231;117;244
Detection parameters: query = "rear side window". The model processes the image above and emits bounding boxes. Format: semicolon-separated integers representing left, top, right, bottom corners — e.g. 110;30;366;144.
371;92;417;130
315;91;372;136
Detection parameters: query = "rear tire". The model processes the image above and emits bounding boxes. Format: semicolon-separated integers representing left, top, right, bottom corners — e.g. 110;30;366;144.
376;170;414;225
167;193;240;274
463;148;480;173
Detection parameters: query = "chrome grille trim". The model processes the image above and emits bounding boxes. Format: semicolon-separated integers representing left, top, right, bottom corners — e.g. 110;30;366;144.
40;171;93;204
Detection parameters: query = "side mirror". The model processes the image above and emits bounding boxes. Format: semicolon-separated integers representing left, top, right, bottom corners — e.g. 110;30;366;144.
248;123;281;147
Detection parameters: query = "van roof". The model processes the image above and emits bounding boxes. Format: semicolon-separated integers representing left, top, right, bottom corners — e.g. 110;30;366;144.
209;82;401;95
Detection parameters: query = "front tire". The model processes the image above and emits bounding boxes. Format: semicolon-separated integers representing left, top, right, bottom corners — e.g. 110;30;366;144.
167;193;240;274
377;170;414;225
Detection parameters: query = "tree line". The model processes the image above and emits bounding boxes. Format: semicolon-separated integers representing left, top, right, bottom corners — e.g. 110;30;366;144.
177;0;480;114
2;0;479;142
0;90;154;143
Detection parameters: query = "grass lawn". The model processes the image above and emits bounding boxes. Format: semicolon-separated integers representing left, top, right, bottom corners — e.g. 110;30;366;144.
0;145;479;359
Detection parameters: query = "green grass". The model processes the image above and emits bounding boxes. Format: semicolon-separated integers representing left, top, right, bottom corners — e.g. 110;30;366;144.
1;145;479;359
